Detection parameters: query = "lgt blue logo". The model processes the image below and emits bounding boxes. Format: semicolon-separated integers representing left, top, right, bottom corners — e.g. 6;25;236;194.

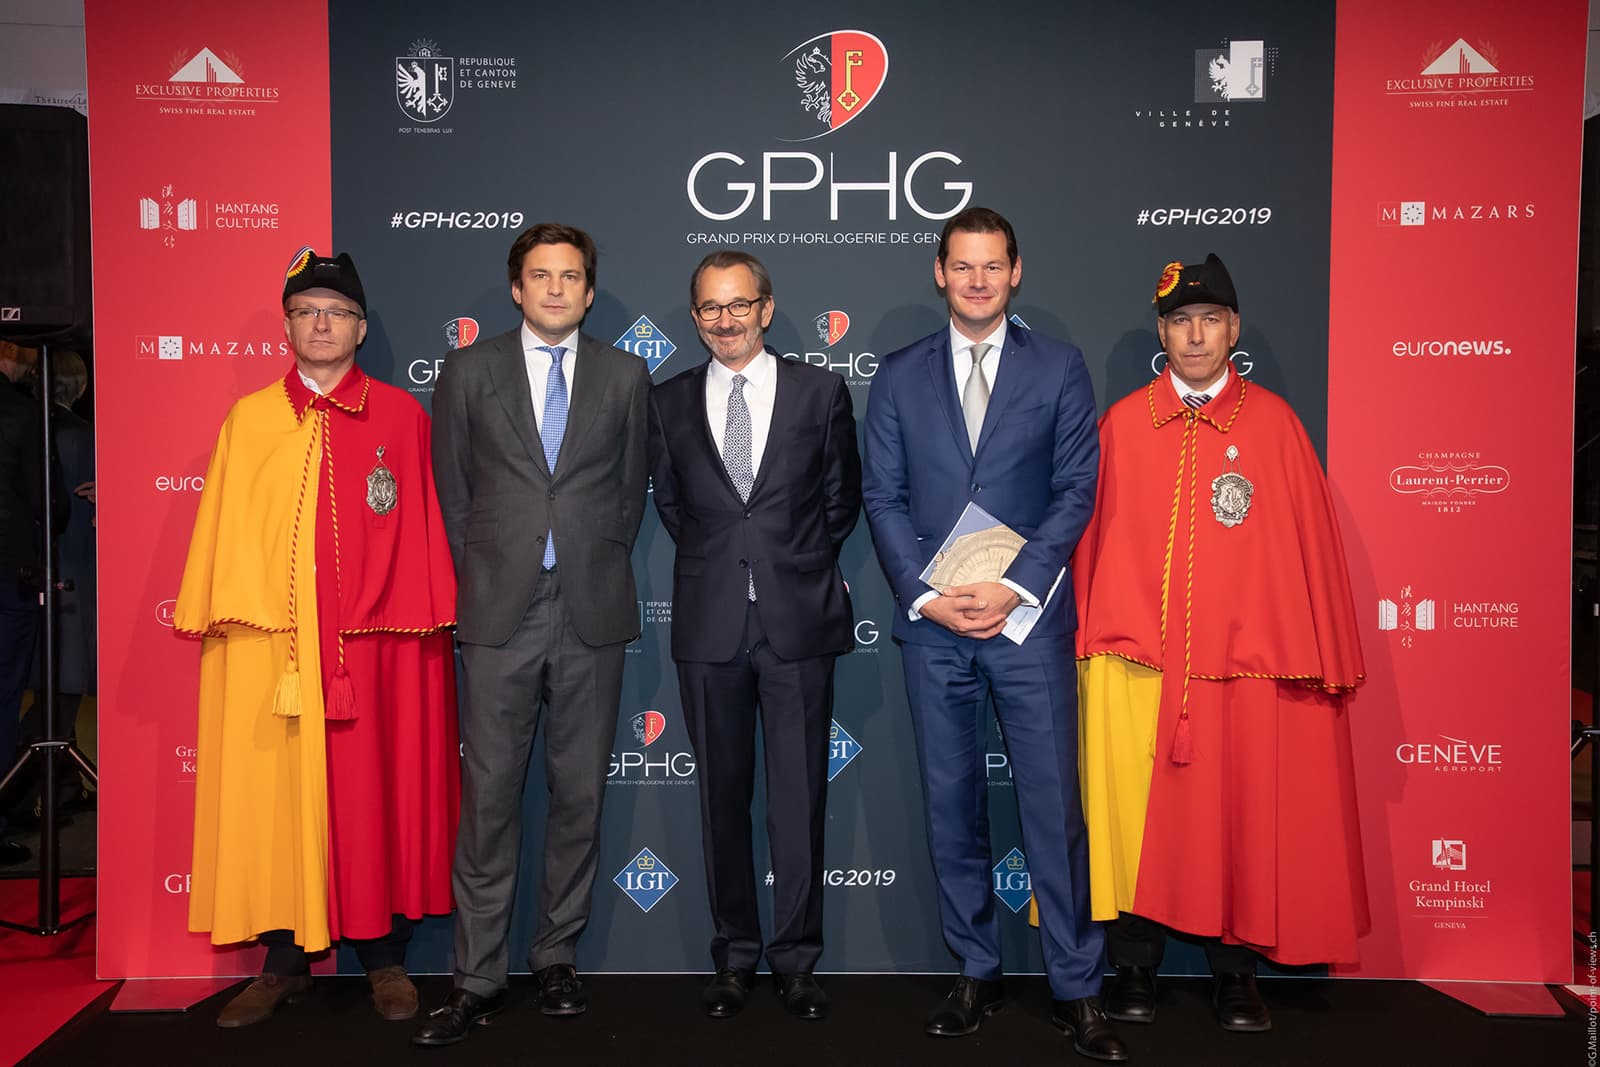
828;719;862;781
991;847;1032;913
614;847;679;913
615;315;677;374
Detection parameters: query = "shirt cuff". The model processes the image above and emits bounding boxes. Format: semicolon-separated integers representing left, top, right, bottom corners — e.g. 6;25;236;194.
1001;578;1038;608
908;589;940;621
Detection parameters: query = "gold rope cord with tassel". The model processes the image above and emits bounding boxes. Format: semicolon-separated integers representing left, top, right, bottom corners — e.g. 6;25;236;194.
1154;398;1198;764
273;414;323;718
319;407;358;721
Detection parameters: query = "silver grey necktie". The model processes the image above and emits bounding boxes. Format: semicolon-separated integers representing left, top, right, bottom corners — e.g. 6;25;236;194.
725;374;756;600
962;342;993;450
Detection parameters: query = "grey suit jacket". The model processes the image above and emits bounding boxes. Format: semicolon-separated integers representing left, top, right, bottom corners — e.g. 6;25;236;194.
432;327;651;647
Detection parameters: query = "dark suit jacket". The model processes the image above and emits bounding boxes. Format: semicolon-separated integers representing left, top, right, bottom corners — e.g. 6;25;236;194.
862;323;1099;645
649;355;861;663
432;328;651;647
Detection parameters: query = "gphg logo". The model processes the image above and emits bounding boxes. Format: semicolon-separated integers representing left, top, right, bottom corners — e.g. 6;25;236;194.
777;30;888;141
854;619;879;645
687;150;972;222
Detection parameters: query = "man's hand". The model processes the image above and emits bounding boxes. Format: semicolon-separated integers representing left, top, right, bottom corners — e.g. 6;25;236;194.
920;580;1020;640
74;481;94;503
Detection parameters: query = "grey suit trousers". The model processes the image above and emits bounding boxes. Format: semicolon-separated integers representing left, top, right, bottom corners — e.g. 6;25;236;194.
452;569;624;995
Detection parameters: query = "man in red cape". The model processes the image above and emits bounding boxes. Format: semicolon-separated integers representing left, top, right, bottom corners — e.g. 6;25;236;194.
1074;254;1368;1034
177;249;459;1027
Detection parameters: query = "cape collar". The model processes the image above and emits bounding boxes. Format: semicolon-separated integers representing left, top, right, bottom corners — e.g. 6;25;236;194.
282;363;370;420
1147;364;1245;433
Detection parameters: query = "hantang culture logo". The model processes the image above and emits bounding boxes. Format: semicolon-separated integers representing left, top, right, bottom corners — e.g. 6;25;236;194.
396;39;453;123
1389;452;1510;513
614;316;677;375
827;719;863;782
779;30;888;142
135;47;280;114
1386;38;1534;110
1431;838;1467;871
1378;586;1434;647
1377;201;1535;226
815;310;850;347
614;848;679;913
139;187;195;245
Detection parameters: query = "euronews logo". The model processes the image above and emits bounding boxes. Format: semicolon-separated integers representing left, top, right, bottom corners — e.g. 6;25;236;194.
991;847;1032;913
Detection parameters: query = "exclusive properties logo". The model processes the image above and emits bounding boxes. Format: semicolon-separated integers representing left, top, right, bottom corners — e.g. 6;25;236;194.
134;46;280;117
1385;37;1534;110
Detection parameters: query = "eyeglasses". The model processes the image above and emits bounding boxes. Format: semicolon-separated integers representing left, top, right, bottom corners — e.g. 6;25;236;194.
286;306;362;324
693;296;765;322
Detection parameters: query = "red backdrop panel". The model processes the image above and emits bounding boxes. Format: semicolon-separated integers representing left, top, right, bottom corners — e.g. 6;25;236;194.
86;0;331;978
1327;0;1585;981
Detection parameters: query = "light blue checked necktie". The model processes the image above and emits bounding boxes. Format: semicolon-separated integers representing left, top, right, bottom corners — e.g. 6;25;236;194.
539;345;568;569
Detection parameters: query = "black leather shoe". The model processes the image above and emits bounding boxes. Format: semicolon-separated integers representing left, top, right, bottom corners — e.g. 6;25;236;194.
1051;996;1130;1062
1103;964;1157;1023
703;967;756;1018
535;962;587;1016
774;972;829;1020
412;988;504;1046
925;976;1004;1037
1212;972;1271;1032
0;839;29;866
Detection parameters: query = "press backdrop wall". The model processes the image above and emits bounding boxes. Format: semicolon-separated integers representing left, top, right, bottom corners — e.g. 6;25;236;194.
85;0;1586;983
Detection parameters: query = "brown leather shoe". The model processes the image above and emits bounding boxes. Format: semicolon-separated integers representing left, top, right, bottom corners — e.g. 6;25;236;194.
368;965;419;1021
216;973;312;1028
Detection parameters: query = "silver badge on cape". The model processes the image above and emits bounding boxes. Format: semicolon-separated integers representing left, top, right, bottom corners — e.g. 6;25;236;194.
1210;444;1253;528
366;446;397;515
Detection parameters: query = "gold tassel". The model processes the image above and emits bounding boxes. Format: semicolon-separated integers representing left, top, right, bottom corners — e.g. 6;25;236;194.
272;665;302;718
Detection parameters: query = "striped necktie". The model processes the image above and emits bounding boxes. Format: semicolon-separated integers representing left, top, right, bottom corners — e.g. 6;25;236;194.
1183;392;1211;409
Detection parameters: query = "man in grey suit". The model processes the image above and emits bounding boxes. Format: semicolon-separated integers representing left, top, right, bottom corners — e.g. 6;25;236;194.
415;223;651;1046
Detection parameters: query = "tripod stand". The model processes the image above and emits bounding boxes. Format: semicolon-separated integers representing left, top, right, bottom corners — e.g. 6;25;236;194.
0;341;98;935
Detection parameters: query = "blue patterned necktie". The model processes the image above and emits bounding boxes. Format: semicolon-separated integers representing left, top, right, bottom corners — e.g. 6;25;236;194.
1183;392;1211;409
540;345;568;569
725;373;756;600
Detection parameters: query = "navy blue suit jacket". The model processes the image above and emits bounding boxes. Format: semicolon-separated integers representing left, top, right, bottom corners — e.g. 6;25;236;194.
862;323;1098;645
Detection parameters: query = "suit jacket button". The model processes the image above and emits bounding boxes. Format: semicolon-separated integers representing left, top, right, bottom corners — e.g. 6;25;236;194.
548;491;556;500
738;558;748;568
744;510;751;518
970;483;980;492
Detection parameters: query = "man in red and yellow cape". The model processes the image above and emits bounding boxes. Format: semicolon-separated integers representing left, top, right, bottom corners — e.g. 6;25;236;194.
175;249;459;1028
1072;254;1368;1033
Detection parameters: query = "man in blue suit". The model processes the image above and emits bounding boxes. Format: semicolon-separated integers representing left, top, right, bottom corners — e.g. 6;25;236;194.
863;207;1125;1063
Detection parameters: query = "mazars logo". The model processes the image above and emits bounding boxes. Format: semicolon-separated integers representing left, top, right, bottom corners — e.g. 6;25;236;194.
137;335;288;359
1397;735;1503;772
815;310;850;347
779;30;888;141
1378;201;1535;226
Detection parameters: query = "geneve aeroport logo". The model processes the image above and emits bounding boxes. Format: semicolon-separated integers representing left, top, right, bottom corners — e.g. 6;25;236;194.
777;30;888;141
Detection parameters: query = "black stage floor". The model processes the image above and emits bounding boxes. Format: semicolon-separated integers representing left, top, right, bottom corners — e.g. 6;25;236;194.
22;973;1585;1067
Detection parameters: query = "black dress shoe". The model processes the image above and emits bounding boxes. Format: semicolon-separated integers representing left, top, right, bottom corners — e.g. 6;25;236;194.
1103;964;1157;1023
1212;972;1271;1032
412;988;504;1046
774;972;829;1020
704;967;756;1018
1051;996;1130;1062
535;962;588;1016
925;976;1004;1037
0;839;29;866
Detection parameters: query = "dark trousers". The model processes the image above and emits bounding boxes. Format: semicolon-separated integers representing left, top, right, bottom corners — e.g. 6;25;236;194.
677;600;834;975
453;568;624;996
260;916;415;975
0;587;39;832
1106;912;1257;975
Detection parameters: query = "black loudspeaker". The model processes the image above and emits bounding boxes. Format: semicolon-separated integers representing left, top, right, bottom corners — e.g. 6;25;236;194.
0;105;92;345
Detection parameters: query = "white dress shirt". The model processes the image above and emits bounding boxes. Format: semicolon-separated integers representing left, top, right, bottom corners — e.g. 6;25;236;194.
705;349;777;479
522;323;581;434
909;319;1039;622
1169;365;1229;405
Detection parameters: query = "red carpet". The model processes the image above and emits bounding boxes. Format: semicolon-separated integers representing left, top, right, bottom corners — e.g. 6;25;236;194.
0;878;107;1066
